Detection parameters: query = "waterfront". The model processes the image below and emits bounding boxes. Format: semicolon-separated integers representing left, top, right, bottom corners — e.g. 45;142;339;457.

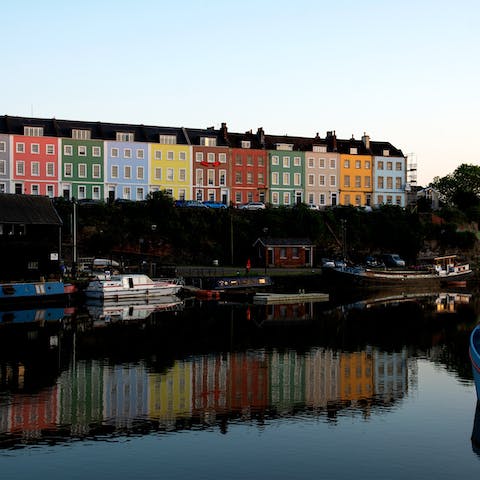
0;289;479;479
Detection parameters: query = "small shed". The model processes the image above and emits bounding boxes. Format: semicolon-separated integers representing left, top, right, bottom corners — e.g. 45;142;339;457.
0;194;62;280
253;237;314;268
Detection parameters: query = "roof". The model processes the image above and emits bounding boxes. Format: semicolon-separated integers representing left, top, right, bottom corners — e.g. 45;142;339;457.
0;194;62;225
254;237;314;247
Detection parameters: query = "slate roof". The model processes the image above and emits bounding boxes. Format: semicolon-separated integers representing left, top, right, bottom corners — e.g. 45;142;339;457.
0;194;62;225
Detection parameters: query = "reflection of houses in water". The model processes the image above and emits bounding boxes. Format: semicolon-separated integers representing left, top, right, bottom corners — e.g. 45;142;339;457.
0;346;410;443
264;302;313;323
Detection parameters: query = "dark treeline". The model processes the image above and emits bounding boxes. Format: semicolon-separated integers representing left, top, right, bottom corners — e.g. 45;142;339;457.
54;192;478;268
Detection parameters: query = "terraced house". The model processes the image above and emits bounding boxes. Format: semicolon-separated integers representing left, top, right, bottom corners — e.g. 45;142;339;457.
0;115;410;208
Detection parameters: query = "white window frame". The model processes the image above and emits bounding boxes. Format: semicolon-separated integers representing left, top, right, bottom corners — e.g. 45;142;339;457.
16;161;25;175
154;168;162;180
124;148;132;159
136;166;144;180
111;165;119;179
64;145;73;156
78;145;87;156
124;165;131;179
46;144;55;155
92;185;101;200
16;142;25;153
92;146;101;157
78;163;87;178
64;163;73;177
31;161;40;176
136;149;145;159
0;141;6;152
167;168;174;181
92;164;101;179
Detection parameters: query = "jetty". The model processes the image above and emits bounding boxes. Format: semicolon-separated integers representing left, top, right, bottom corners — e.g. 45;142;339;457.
253;292;329;305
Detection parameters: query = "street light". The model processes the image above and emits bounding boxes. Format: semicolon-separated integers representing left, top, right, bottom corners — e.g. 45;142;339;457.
263;227;268;275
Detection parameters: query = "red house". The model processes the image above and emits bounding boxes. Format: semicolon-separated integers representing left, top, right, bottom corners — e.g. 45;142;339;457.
253;237;314;268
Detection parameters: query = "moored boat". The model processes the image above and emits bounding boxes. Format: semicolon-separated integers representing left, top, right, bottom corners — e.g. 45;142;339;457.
323;255;472;288
84;273;183;300
0;280;68;305
470;325;480;400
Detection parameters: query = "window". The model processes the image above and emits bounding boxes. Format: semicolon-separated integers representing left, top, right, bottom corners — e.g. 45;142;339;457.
152;150;161;161
154;168;162;180
271;155;279;165
364;176;371;188
396;177;402;189
235;171;242;184
383;149;390;156
330;158;336;169
78;145;87;156
350;147;357;154
319;158;326;168
196;189;203;201
283;172;290;185
378;195;384;204
247;172;253;184
137;166;144;180
308;174;315;186
308;158;314;168
31;184;39;195
272;192;279;204
136;187;144;200
378;160;384;170
124;148;132;159
396;162;402;171
386;195;393;204
167;151;174;161
178;189;186;201
24;126;43;137
208;189;215;201
283;192;291;205
78;185;86;199
235;154;242;166
167;168;174;181
319;175;325;186
283;156;290;168
330;175;336;187
116;132;134;142
47;185;54;198
91;146;100;157
219;153;226;163
16;143;25;153
0;141;5;152
123;186;131;199
308;193;314;204
200;137;216;146
179;169;186;182
292;247;299;259
92;186;101;200
16;161;25;175
355;160;361;169
111;165;119;178
159;134;176;144
344;159;350;168
272;172;279;185
258;172;264;184
78;164;87;177
136;149;144;159
195;152;203;162
30;143;39;154
247;155;253;166
355;195;361;206
196;169;203;186
219;170;226;186
344;194;351;205
276;143;293;151
30;162;40;176
258;156;264;167
179;151;186;161
64;145;73;156
313;145;327;153
241;140;251;149
207;169;215;186
92;164;101;178
344;175;350;187
124;166;131;179
294;156;301;166
319;193;326;205
365;160;371;169
111;147;119;158
46;144;55;155
396;196;402;205
294;173;301;186
207;152;215;163
0;160;5;175
377;176;384;189
235;192;242;203
387;177;393;189
355;175;361;188
387;161;393;170
64;163;73;177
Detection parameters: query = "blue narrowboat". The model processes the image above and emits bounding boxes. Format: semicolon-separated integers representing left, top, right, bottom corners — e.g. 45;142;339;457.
469;325;480;399
0;281;67;305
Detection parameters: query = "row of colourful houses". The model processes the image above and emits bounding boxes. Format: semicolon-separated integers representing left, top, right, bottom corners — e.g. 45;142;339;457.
0;115;410;207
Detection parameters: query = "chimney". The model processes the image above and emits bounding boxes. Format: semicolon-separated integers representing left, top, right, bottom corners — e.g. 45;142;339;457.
221;122;228;141
257;127;265;147
362;132;370;149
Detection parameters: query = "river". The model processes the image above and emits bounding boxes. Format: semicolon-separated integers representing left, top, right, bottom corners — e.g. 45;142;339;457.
0;288;479;479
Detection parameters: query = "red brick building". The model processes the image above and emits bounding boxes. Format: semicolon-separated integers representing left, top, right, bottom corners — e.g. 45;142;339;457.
253;237;314;268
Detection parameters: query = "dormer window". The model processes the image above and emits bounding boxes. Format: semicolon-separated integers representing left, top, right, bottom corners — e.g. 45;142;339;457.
313;145;327;153
72;129;91;140
275;143;293;151
159;134;177;144
24;126;43;137
349;147;357;154
200;137;217;147
116;132;134;142
241;140;251;149
383;149;390;156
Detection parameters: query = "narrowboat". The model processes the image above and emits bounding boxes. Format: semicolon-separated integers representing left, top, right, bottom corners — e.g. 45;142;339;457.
0;280;69;305
470;324;480;400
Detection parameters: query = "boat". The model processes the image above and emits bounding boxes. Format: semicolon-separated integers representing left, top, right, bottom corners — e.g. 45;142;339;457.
322;255;472;288
0;280;69;305
0;306;66;324
84;273;183;300
470;325;480;400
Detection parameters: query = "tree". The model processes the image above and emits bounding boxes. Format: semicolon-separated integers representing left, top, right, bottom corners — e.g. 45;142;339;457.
431;164;480;210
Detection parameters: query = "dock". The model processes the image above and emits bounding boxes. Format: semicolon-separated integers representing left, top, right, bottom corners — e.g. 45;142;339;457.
253;292;329;305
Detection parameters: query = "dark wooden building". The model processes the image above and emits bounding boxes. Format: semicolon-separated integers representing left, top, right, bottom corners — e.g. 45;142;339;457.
0;194;62;280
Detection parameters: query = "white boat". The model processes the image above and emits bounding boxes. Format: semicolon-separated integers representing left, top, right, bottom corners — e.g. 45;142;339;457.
84;274;183;300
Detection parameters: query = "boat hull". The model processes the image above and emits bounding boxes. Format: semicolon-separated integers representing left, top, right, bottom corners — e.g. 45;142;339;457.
85;285;182;300
470;325;480;400
0;281;67;306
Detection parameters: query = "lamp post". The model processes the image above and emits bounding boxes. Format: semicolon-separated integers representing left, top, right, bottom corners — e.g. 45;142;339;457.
263;227;268;275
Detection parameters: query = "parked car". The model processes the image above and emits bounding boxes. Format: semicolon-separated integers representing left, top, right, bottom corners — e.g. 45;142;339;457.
321;258;335;269
203;201;227;209
307;204;320;210
380;253;405;268
238;202;266;210
174;200;208;208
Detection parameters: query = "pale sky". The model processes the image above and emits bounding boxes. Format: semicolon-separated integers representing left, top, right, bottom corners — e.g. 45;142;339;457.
3;0;479;186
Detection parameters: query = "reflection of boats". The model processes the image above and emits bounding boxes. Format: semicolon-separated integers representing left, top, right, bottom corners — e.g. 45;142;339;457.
0;280;70;305
0;306;65;324
86;296;184;325
84;274;183;300
323;255;472;288
470;325;480;399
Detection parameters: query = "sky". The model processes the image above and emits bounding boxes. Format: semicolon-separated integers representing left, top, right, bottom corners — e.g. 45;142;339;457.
2;0;480;186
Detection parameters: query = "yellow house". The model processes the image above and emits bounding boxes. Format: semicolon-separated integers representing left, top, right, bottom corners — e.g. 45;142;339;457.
150;143;192;200
339;152;373;207
338;351;374;402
